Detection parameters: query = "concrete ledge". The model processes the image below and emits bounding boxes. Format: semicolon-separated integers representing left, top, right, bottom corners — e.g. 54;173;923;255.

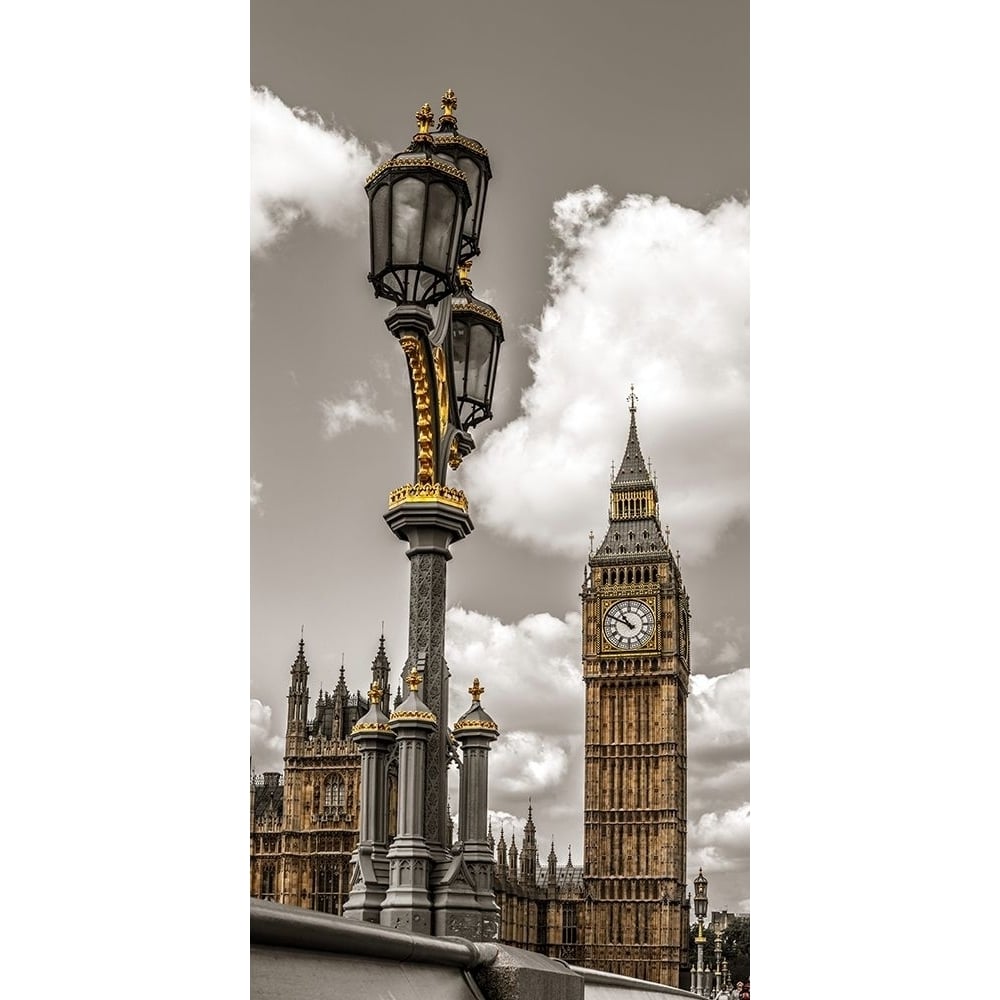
472;944;584;1000
568;964;700;999
250;898;497;968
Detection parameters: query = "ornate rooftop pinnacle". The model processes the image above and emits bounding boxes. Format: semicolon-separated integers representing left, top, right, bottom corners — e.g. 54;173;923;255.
406;666;421;692
469;677;485;701
368;682;383;704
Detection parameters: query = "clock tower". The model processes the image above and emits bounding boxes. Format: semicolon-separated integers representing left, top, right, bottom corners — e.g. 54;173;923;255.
580;392;691;987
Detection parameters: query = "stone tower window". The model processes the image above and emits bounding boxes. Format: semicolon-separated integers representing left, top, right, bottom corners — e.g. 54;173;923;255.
324;775;344;809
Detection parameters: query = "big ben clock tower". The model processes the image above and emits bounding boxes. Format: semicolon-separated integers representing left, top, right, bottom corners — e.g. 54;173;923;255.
581;391;691;988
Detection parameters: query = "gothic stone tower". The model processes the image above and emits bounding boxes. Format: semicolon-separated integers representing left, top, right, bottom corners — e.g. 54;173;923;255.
250;636;390;915
580;397;691;987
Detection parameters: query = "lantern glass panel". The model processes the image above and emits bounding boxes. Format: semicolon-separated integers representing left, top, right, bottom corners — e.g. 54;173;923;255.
457;156;481;238
371;183;390;271
466;322;493;401
391;177;426;263
424;181;457;273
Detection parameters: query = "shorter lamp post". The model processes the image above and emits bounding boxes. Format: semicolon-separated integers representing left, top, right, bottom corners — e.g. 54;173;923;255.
714;921;723;994
693;868;708;996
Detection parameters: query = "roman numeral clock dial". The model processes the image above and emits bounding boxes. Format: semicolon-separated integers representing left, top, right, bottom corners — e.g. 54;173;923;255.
602;599;655;651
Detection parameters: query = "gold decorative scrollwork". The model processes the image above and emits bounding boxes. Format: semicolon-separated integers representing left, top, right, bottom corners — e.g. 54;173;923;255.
399;335;435;485
448;438;462;470
433;345;449;442
453;718;499;732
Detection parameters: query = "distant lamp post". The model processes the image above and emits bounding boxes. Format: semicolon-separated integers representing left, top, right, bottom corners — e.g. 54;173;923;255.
351;91;503;941
694;868;709;996
714;920;723;995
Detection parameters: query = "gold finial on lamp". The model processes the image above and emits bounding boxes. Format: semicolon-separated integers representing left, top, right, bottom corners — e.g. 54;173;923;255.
415;103;434;134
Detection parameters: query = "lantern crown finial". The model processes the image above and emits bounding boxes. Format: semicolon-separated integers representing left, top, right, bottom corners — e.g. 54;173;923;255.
415;103;434;134
368;682;383;704
440;88;458;127
406;666;421;692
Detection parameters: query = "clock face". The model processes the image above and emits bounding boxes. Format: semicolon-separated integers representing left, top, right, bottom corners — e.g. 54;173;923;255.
602;599;655;650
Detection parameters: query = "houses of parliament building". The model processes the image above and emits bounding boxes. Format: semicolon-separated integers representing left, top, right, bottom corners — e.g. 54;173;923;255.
250;404;694;987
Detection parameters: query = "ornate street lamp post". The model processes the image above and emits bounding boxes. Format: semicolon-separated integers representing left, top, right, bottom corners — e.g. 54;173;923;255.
350;92;503;941
694;868;709;996
714;919;723;995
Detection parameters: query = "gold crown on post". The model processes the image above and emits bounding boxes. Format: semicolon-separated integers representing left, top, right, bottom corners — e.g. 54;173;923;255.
368;682;383;704
440;88;458;124
406;666;422;692
468;677;485;701
415;103;434;134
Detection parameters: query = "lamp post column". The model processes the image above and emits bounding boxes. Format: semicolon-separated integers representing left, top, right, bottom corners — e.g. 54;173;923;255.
379;668;437;933
714;925;723;995
693;868;709;997
446;677;500;940
343;684;394;922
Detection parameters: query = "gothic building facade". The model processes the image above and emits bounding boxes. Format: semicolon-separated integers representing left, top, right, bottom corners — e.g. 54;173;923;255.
250;403;691;986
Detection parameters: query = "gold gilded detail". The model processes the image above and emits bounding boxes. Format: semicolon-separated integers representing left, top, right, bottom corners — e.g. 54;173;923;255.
453;299;501;324
390;710;437;723
454;717;499;732
368;683;383;704
433;133;488;156
399;335;435;485
406;667;421;692
441;88;457;118
352;721;392;734
448;438;462;470
387;483;469;512
416;103;434;133
364;157;468;187
469;677;485;700
433;345;449;441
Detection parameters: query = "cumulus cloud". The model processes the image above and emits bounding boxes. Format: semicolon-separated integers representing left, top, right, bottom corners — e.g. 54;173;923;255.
444;608;749;906
250;86;377;253
251;476;263;513
460;188;749;563
250;698;284;773
687;669;750;909
320;380;396;437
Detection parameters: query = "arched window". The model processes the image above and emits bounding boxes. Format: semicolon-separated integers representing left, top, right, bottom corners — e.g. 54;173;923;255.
324;775;344;809
260;863;276;900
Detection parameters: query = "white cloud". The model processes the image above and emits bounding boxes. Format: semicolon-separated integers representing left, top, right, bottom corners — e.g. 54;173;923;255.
445;608;749;908
250;476;263;513
460;188;749;564
320;380;396;437
250;86;377;253
250;698;284;773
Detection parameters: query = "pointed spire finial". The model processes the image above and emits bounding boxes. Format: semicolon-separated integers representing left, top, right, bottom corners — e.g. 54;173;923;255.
588;529;594;555
628;384;638;414
468;677;485;701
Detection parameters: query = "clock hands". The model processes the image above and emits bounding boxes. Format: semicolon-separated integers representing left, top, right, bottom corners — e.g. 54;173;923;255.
609;611;638;631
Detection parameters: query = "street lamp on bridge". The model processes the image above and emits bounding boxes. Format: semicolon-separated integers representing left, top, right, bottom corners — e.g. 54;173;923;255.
345;92;504;942
693;868;709;996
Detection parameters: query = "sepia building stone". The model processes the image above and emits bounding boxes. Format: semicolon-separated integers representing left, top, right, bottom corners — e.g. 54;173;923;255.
250;402;690;984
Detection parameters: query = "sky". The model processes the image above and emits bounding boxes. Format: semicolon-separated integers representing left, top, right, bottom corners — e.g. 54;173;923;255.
250;0;750;914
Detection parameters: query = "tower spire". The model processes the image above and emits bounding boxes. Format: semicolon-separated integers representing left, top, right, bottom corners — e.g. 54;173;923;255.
285;633;311;745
